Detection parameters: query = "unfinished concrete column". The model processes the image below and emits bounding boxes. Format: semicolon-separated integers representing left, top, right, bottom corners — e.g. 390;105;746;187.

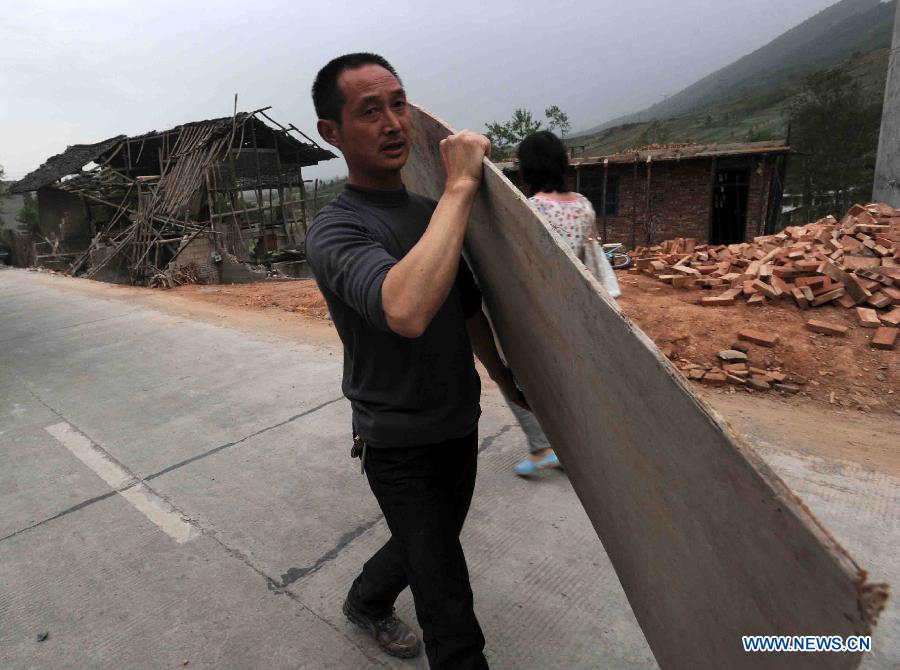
874;0;900;207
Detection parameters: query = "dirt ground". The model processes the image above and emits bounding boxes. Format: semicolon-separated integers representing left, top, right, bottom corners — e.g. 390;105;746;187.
18;268;900;475
168;274;898;415
171;281;332;321
617;272;898;415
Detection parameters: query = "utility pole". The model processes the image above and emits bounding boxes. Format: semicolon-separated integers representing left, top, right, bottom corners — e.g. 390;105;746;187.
874;0;900;206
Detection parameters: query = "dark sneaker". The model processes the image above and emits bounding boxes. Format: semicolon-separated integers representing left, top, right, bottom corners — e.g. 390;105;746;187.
342;597;422;659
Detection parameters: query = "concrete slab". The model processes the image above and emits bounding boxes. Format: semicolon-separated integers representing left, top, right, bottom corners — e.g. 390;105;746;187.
751;447;900;670
290;420;656;670
0;495;380;670
145;399;382;581
1;281;342;476
0;388;113;538
1;268;654;669
2;267;897;668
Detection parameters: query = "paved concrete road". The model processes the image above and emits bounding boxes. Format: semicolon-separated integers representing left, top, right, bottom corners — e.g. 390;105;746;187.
1;267;897;669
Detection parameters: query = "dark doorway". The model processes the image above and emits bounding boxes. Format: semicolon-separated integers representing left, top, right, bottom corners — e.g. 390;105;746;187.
711;170;749;244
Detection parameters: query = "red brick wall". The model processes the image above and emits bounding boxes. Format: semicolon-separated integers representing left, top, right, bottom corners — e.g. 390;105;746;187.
506;155;776;249
589;161;713;248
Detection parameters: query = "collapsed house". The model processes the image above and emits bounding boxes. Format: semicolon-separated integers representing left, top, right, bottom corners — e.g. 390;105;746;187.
500;140;790;249
9;108;334;285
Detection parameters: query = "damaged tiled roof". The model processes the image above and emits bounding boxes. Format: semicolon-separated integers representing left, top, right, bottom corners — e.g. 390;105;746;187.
10;136;126;193
11;111;334;194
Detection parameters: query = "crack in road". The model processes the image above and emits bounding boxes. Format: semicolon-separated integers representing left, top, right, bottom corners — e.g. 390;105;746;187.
0;489;119;543
275;516;385;589
0;380;344;543
1;382;389;665
145;396;344;481
4;340;514;666
271;422;515;590
0;311;139;345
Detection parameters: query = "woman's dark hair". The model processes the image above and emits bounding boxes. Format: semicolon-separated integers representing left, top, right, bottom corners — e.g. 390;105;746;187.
312;53;401;124
517;131;569;195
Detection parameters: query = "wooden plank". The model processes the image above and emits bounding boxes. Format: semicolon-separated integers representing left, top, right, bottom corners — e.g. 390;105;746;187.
402;105;885;670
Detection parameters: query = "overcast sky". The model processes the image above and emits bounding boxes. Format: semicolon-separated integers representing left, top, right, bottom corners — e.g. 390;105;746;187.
1;0;839;182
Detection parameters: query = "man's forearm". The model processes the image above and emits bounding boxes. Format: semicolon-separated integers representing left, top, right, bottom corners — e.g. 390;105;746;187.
382;181;477;337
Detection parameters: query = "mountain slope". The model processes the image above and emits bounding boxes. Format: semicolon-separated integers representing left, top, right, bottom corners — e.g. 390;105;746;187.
570;45;890;158
576;0;895;137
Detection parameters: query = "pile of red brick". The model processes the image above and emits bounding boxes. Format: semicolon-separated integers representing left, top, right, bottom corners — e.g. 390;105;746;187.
630;202;900;350
660;329;804;394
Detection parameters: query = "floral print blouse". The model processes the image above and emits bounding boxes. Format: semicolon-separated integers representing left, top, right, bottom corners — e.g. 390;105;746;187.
529;193;596;258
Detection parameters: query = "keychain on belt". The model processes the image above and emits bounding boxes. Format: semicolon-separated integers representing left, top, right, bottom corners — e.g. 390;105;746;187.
351;431;367;474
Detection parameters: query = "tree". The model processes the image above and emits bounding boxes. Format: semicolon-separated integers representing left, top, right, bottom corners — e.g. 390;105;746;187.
484;105;571;160
545;105;571;138
485;109;542;159
16;192;38;234
0;164;6;230
788;68;882;218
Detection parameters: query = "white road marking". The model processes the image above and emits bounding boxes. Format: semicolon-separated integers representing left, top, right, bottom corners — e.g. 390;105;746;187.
45;422;133;489
45;422;197;543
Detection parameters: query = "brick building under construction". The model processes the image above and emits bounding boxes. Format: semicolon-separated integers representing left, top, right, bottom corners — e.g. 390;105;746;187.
501;141;790;249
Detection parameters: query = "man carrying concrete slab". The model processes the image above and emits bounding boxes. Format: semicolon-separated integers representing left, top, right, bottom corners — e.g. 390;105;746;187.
306;53;527;670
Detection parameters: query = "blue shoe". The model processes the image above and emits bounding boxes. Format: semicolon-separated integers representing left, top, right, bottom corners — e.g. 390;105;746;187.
514;451;560;477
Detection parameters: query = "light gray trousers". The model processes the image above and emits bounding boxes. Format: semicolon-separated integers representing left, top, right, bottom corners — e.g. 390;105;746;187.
504;395;551;455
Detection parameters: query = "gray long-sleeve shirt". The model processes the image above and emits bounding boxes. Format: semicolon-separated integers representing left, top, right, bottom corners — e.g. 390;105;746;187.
305;184;482;447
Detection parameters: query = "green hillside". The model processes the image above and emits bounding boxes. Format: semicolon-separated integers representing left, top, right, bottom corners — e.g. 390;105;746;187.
570;46;890;158
564;0;895;222
576;0;895;138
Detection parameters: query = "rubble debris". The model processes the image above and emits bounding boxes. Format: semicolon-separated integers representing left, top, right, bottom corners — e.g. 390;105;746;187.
701;371;728;386
738;329;779;348
677;340;808;395
9;110;334;287
872;327;898;351
857;307;883;328
628;202;899;364
805;320;848;336
717;350;748;362
629;203;899;324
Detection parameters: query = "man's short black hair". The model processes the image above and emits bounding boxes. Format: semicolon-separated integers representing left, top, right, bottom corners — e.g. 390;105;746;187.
312;53;401;123
517;131;570;195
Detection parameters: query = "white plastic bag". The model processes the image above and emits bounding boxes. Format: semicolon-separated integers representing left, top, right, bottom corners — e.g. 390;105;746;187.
584;238;621;299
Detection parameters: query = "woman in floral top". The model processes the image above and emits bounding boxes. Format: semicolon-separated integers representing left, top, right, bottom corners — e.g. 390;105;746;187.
509;131;598;476
529;193;596;260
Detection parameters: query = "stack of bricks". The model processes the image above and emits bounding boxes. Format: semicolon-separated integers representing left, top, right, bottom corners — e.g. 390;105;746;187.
630;202;900;350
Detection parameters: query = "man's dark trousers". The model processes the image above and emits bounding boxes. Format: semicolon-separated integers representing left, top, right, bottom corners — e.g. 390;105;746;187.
348;430;488;670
